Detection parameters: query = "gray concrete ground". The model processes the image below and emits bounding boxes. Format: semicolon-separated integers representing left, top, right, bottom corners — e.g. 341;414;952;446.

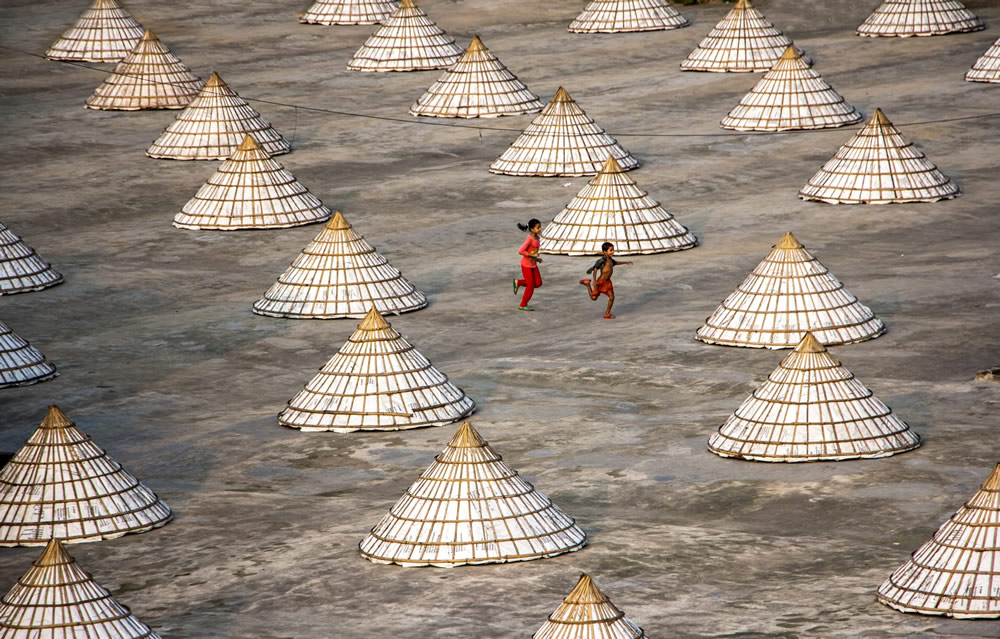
1;0;1000;636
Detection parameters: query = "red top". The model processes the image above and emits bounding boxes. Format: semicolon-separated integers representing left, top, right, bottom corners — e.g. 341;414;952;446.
519;236;539;268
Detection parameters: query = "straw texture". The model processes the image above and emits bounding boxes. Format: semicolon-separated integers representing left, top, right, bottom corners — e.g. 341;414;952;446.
301;0;398;25
539;156;696;255
0;222;63;295
966;37;1000;83
45;0;145;63
533;574;647;639
0;405;173;546
0;321;57;388
857;0;984;37
878;464;1000;618
146;71;291;160
0;539;160;637
174;135;331;230
490;88;638;177
279;306;474;431
86;29;203;110
568;0;689;33
799;108;959;204
347;0;462;72
721;46;862;131
696;232;885;349
708;332;920;462
409;36;543;118
680;0;806;72
359;422;587;566
254;211;427;319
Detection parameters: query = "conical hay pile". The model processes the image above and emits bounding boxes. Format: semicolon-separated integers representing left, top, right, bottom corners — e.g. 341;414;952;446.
708;332;921;462
539;155;696;255
533;574;648;638
409;36;543;118
966;37;1000;83
301;0;399;25
695;232;885;349
721;46;862;131
146;71;291;160
347;0;462;72
0;405;172;546
878;464;1000;618
359;422;587;566
0;221;63;295
680;0;806;72
279;306;475;431
0;320;57;388
0;539;160;637
253;211;427;318
857;0;984;37
86;29;204;110
799;108;959;204
174;135;331;230
490;87;638;177
45;0;145;63
568;0;689;33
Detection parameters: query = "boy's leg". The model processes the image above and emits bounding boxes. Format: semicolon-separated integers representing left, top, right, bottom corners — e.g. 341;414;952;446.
604;292;615;318
580;277;597;300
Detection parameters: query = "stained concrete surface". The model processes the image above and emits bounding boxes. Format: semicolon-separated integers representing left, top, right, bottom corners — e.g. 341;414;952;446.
1;0;1000;636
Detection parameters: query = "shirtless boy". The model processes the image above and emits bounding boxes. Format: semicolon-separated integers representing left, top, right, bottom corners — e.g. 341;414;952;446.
580;242;631;319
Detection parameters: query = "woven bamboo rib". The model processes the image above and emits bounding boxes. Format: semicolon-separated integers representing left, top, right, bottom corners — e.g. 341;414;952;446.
568;0;689;33
301;0;399;25
146;71;291;160
539;155;696;255
0;320;57;388
966;37;1000;83
799;108;959;204
695;232;885;349
490;88;639;177
680;0;807;72
174;135;331;230
877;464;1000;618
410;36;543;118
721;46;862;131
0;539;160;637
533;574;647;639
253;211;427;319
347;0;462;72
45;0;145;63
0;405;172;546
359;422;587;566
0;222;63;295
279;306;474;431
857;0;984;37
708;333;920;462
86;29;203;110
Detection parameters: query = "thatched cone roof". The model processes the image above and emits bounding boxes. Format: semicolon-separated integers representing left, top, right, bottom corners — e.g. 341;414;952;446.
0;320;57;388
857;0;983;37
533;574;648;638
347;0;462;72
966;37;1000;83
0;221;63;295
568;0;688;33
680;0;807;72
301;0;398;25
45;0;145;63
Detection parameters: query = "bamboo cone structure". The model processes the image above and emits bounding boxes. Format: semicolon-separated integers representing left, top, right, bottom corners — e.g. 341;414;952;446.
254;211;427;319
0;222;63;295
533;574;648;638
409;36;543;118
878;464;1000;618
490;88;638;177
857;0;984;37
45;0;145;63
301;0;399;25
174;135;331;230
568;0;689;33
721;46;862;131
696;232;885;349
0;539;160;637
279;306;474;431
0;320;57;388
347;0;462;72
359;422;587;566
146;72;291;160
966;37;1000;83
539;155;696;255
680;0;807;72
86;29;204;110
799;108;959;204
0;405;172;546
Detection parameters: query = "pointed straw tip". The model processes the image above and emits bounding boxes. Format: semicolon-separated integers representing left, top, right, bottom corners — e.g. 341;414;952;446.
552;87;572;102
599;155;624;173
982;464;1000;491
871;108;890;125
565;573;610;604
775;232;803;250
468;35;485;49
141;29;157;41
399;0;416;7
206;71;223;86
780;45;798;60
36;538;72;567
237;134;261;152
326;211;350;230
448;422;486;448
794;332;827;354
358;306;391;331
41;405;73;429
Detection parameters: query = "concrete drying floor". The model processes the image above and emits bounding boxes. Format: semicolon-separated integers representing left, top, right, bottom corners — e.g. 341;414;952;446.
1;0;999;636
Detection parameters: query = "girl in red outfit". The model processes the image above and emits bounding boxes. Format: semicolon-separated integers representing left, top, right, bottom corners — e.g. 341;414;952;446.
513;219;543;310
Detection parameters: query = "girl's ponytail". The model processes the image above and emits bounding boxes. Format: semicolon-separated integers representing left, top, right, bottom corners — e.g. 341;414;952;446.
517;219;541;232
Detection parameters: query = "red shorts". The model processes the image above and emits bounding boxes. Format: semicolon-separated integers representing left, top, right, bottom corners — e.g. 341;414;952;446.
594;280;613;297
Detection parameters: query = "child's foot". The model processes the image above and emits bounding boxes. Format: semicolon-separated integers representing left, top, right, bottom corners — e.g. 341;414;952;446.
579;279;591;285
519;306;534;311
512;279;519;295
603;314;616;319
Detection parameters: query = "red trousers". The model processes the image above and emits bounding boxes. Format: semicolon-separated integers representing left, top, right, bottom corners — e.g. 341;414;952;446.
517;265;542;307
